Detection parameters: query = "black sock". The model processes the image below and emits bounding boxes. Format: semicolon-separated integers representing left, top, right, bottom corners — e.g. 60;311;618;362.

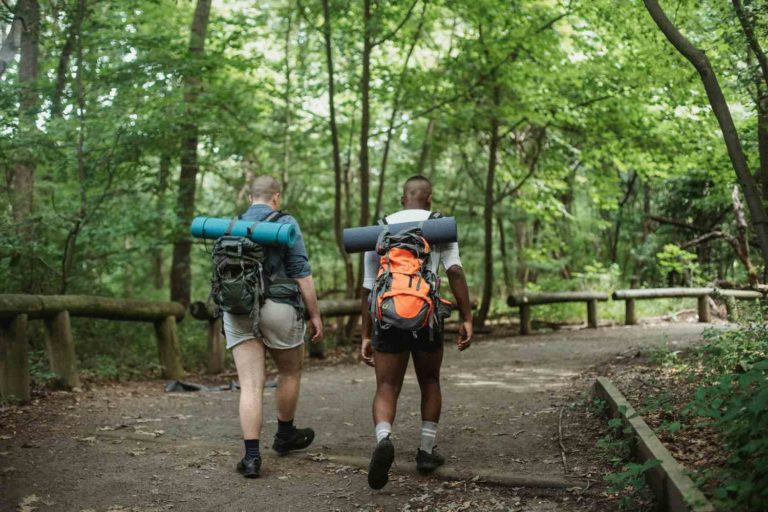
244;439;260;459
277;418;295;438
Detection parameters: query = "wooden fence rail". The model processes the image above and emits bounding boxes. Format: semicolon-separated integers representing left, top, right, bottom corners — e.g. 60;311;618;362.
612;287;763;325
508;288;765;334
507;292;610;335
0;294;185;403
189;299;360;373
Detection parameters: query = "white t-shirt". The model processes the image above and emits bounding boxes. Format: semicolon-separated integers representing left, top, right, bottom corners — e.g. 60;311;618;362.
362;209;462;290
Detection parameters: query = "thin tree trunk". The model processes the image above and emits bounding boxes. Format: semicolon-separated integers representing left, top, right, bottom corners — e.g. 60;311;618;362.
60;27;87;294
373;2;427;220
759;99;768;201
477;83;501;328
281;9;292;195
515;219;528;288
497;211;511;298
356;0;372;296
170;0;212;307
321;0;354;297
416;118;435;175
153;153;171;290
644;0;768;269
0;11;23;77
731;185;759;287
12;0;40;292
51;0;87;117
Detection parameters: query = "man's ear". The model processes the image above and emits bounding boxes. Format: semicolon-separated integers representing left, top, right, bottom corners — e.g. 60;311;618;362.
400;195;405;207
248;194;253;203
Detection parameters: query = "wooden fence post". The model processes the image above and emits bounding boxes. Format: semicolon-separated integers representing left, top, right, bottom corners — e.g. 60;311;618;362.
519;305;532;335
154;316;185;379
0;314;30;403
625;299;637;325
43;310;81;390
206;317;225;374
587;299;598;328
723;296;737;322
697;296;711;323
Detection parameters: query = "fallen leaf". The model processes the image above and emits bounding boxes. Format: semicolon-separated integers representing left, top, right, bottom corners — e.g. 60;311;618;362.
18;494;39;512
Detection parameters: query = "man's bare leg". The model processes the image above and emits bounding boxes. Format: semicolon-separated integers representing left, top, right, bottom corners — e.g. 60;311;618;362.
372;350;410;426
412;346;443;422
233;339;267;439
368;349;410;490
268;344;315;454
267;344;304;422
412;346;445;470
232;339;266;477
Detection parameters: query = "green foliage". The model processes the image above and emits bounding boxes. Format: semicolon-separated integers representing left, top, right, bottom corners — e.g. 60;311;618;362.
687;360;768;509
655;244;699;283
596;409;658;511
1;0;766;375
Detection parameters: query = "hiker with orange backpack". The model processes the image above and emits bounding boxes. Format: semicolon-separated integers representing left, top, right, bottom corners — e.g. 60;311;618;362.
360;175;473;489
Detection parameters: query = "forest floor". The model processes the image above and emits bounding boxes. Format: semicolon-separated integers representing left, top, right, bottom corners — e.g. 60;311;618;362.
0;322;712;512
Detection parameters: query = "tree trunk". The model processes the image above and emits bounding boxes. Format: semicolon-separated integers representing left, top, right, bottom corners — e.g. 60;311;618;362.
0;12;23;77
758;99;768;201
477;83;501;327
322;0;354;298
497;211;512;297
153;153;171;290
51;0;87;117
356;0;372;295
416;119;435;175
170;0;212;307
281;9;292;195
373;2;426;220
11;0;40;292
731;185;759;286
644;0;768;269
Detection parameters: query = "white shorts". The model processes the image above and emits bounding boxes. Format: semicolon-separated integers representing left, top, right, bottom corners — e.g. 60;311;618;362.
223;299;306;350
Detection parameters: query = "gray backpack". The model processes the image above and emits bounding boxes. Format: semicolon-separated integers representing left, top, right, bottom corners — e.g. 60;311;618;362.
210;211;286;324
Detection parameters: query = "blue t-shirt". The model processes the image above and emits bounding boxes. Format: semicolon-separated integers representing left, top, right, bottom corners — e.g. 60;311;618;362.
240;203;311;280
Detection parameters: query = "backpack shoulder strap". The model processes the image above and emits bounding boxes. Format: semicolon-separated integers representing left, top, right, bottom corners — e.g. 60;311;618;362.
428;211;443;220
224;216;239;236
264;210;288;222
377;215;388;226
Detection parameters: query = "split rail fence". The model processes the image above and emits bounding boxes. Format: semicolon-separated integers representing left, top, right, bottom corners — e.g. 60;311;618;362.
508;287;764;335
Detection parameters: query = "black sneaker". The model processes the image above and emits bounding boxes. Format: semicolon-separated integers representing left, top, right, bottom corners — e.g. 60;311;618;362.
416;447;445;474
236;455;261;478
367;436;395;490
272;427;315;455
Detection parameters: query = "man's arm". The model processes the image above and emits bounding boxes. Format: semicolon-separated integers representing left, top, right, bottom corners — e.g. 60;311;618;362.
446;264;473;350
296;275;323;342
360;289;375;366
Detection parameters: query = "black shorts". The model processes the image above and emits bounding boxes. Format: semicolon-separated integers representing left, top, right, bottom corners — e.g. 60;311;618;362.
372;325;444;353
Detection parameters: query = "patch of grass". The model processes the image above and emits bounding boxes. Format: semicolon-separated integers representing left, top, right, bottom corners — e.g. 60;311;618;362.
596;412;657;511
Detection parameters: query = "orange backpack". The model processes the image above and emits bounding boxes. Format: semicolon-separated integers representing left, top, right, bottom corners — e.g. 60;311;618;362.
370;223;439;335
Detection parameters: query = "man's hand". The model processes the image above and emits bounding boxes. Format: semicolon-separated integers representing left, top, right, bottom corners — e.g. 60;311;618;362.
361;338;375;367
457;319;472;351
308;314;323;343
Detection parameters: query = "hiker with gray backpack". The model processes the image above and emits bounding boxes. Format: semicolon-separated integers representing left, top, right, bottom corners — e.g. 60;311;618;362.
360;175;473;489
212;175;323;479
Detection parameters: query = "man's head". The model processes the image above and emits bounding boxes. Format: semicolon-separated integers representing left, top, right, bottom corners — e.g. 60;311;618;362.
400;175;432;210
249;175;282;209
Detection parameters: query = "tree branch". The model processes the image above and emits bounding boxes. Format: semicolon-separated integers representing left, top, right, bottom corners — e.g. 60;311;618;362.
732;0;768;90
371;0;419;47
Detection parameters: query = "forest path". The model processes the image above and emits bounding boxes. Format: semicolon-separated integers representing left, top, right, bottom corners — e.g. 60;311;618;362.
1;323;708;512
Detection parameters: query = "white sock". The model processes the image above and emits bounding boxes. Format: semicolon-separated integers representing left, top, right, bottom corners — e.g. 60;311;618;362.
420;421;438;453
375;422;392;443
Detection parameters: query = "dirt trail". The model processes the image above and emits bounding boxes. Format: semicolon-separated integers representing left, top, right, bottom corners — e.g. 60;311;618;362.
0;323;707;512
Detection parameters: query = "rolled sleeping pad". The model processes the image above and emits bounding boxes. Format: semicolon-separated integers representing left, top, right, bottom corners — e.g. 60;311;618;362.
190;216;297;247
342;216;458;253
